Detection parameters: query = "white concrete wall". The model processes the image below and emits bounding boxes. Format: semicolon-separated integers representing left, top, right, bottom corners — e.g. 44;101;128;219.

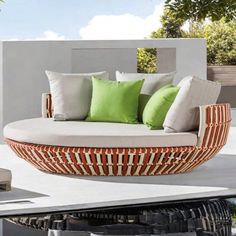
71;48;137;79
0;39;207;138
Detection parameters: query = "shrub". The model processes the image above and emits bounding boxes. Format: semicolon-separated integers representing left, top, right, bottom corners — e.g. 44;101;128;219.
184;19;236;65
137;48;157;73
137;17;236;72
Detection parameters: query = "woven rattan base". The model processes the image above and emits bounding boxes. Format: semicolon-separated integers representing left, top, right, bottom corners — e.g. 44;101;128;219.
6;138;223;176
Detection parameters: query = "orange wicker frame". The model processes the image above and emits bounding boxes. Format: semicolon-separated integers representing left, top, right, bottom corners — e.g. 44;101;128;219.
5;94;231;176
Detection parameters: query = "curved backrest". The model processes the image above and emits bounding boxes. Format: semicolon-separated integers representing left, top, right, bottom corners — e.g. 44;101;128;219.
197;103;231;148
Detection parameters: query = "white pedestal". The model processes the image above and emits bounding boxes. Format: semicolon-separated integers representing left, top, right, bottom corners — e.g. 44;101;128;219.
0;168;11;191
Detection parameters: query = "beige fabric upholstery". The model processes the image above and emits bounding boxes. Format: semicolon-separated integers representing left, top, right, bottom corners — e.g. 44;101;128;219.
163;76;221;132
116;71;175;95
46;71;109;120
4;118;197;148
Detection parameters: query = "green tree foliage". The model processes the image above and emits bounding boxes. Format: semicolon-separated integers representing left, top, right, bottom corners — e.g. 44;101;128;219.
137;9;184;73
184;19;236;65
157;9;185;38
206;20;236;65
137;14;236;72
137;48;157;73
165;0;236;22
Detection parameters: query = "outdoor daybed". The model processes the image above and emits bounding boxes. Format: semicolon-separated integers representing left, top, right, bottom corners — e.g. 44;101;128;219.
3;70;232;176
4;91;231;176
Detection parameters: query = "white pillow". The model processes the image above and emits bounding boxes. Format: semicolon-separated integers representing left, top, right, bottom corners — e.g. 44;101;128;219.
46;71;109;120
116;71;175;95
163;75;221;132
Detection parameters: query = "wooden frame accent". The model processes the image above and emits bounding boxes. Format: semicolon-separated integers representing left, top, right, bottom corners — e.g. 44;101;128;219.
208;65;236;86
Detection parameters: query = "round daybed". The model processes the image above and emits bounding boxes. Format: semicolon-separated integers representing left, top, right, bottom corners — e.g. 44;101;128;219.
4;94;231;176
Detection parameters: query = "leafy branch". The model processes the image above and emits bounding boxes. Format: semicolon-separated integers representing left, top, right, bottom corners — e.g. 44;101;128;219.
164;0;236;22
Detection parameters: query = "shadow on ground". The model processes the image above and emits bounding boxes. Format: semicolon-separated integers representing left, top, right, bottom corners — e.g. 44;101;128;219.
69;154;236;188
0;187;48;202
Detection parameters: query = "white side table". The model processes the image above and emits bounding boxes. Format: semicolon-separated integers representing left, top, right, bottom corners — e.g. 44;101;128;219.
0;168;11;191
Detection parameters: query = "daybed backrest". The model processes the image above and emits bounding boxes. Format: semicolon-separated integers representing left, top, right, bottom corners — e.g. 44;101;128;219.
197;103;231;148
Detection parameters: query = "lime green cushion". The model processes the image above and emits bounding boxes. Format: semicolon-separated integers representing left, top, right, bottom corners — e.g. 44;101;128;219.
86;78;144;123
143;85;180;129
138;94;151;122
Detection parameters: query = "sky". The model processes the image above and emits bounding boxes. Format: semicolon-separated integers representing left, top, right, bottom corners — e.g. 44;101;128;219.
0;0;165;40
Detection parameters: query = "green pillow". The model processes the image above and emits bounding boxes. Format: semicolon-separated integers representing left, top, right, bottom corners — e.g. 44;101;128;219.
86;78;144;123
143;84;180;129
138;94;151;122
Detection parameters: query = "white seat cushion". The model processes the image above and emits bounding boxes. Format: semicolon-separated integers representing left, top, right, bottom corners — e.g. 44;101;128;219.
4;118;198;148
